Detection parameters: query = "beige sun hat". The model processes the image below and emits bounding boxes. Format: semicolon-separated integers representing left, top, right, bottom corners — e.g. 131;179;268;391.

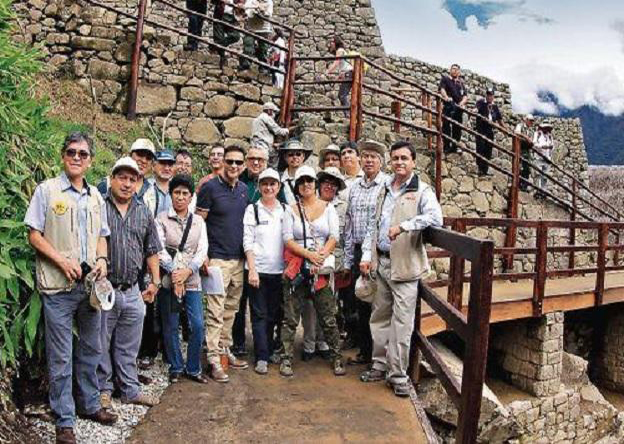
317;166;346;191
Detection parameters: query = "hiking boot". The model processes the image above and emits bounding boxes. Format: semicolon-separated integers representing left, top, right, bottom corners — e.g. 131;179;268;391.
280;359;294;377
333;358;346;376
100;392;112;410
55;427;76;444
210;363;230;383
254;360;268;375
389;380;411;398
360;368;386;383
226;349;249;369
185;373;210;384
318;349;331;361
78;408;118;425
123;393;159;407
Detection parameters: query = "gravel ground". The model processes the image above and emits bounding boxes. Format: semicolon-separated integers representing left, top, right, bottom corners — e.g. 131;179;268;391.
30;359;169;444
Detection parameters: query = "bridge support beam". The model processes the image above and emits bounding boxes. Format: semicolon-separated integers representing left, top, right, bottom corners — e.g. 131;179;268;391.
490;312;564;397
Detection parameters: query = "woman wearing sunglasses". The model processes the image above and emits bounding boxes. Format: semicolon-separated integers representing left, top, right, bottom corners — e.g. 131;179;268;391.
279;165;346;378
279;139;313;205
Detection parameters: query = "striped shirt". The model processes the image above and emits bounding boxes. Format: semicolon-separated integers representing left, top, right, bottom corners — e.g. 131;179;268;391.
343;171;388;269
105;196;162;286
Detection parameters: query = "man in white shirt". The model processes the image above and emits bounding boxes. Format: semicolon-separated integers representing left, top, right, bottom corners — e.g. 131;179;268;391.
251;102;289;167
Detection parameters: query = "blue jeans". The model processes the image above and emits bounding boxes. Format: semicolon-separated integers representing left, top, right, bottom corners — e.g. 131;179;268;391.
161;289;204;376
97;284;145;402
42;285;102;427
248;273;282;362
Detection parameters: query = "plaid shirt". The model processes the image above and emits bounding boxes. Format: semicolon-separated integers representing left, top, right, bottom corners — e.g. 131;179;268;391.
343;171;388;269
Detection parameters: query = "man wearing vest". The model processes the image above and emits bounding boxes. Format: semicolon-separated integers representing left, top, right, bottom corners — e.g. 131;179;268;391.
25;132;116;444
359;141;443;398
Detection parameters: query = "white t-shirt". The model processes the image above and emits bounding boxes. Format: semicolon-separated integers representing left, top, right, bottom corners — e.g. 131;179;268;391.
243;201;285;274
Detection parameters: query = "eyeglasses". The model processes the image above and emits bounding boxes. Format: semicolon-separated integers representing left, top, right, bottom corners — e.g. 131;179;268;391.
321;181;338;189
287;151;304;157
64;148;91;160
247;157;267;163
225;159;245;166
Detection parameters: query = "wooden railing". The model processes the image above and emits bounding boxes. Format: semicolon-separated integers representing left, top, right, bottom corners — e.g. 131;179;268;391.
411;227;494;443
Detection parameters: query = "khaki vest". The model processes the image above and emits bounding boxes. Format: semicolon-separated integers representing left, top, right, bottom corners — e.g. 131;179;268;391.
36;176;104;294
156;211;205;291
371;175;430;282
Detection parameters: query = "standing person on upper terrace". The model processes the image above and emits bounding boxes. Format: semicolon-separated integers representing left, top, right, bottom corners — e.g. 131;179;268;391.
184;0;207;51
324;36;354;112
439;63;468;154
212;0;241;68
359;141;443;397
240;0;274;71
533;121;555;197
24;132;115;444
475;87;504;176
251;102;289;167
514;114;536;192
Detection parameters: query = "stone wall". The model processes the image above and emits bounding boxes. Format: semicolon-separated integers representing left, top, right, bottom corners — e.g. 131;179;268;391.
489;312;564;397
594;307;624;392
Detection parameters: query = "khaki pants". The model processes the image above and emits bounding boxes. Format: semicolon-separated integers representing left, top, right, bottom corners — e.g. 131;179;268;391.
204;258;244;359
370;256;419;384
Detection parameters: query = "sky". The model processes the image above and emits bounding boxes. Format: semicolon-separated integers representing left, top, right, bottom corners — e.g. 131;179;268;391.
371;0;624;116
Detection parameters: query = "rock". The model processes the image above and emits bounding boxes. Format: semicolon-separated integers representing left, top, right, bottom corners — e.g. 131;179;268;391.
114;42;132;62
88;60;120;80
459;177;474;193
230;84;261;101
180;87;205;102
184;118;221;144
224;138;250;150
136;84;176;115
236;102;263;117
223;117;254;138
71;36;115;51
472;191;490;213
301;131;331;155
561;352;589;386
204;96;236;118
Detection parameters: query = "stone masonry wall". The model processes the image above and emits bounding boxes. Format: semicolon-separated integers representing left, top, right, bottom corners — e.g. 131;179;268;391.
594;307;624;392
490;312;564;397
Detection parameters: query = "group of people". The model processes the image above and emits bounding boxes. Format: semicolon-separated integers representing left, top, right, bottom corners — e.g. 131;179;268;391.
26;124;443;443
439;63;556;192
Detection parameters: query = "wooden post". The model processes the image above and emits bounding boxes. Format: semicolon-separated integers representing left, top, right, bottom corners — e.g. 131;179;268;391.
285;58;296;128
127;0;148;120
356;58;364;140
348;57;362;142
448;220;466;312
456;239;494;444
595;223;608;306
569;180;577;269
279;33;295;125
425;93;433;153
503;136;521;271
615;231;620;267
391;100;401;133
408;285;423;384
532;222;547;317
434;97;443;201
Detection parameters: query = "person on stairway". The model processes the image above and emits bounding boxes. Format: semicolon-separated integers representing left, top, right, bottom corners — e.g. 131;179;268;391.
269;28;286;88
184;0;208;51
212;0;241;67
240;0;273;70
533;121;555;198
439;64;468;154
475;87;504;176
325;36;354;113
251;102;289;167
359;141;443;398
514;114;536;192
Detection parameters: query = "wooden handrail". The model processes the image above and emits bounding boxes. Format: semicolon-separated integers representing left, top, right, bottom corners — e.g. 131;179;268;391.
127;0;147;120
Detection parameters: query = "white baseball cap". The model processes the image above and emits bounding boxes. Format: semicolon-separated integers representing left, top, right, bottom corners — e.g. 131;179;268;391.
130;138;156;155
263;102;280;112
111;156;140;176
294;165;317;182
258;168;280;183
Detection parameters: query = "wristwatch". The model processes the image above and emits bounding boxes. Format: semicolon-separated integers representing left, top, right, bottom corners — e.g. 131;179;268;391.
152;280;162;289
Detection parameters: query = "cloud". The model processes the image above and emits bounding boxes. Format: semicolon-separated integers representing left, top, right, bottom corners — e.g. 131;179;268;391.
612;20;624;53
442;0;554;31
508;64;624;116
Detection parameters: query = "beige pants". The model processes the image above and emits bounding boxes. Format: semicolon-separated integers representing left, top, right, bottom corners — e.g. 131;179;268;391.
204;258;244;359
370;255;420;384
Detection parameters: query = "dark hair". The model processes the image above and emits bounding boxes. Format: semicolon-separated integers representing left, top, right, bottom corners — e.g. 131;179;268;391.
390;141;416;160
274;28;284;39
333;36;345;50
169;174;195;195
224;144;246;158
451;63;461;70
63;131;94;156
339;140;358;154
176;149;192;159
294;176;316;197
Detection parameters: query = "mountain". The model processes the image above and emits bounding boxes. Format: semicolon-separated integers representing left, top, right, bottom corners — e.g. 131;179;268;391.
537;92;624;165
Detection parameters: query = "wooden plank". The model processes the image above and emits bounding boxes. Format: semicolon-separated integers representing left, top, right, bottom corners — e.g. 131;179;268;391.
415;331;462;406
409;391;441;444
448;220;466;311
420;284;468;340
349;58;362;141
569;180;577;269
127;0;147;120
279;33;295;125
425;227;483;262
596;224;608;306
532;222;547;316
435;98;443;200
408;290;423;383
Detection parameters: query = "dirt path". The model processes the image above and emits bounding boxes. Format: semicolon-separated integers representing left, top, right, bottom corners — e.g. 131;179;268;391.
128;351;426;444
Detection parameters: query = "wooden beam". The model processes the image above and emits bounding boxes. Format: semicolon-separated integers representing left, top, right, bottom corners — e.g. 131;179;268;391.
596;224;608;306
504;136;521;271
127;0;147;120
532;222;547;316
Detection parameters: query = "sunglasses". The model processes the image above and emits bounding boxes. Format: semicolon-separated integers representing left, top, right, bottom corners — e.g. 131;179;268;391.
225;159;245;166
299;177;315;184
287;151;304;157
64;148;91;160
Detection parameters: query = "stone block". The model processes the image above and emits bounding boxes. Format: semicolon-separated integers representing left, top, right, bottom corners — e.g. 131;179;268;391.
204;96;236;118
301;131;331;155
230;84;261;101
236;102;263;117
71;36;115;51
88;60;120;80
136;84;176;115
223;117;254;139
184;118;221;144
180;87;205;102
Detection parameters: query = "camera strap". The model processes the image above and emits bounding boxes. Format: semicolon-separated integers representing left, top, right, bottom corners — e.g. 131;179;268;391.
178;213;193;253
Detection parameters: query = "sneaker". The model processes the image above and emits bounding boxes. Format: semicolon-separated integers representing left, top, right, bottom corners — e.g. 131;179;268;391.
333;358;346;376
280;359;294;377
123;393;159;407
389;381;411;398
227;349;249;369
100;392;112;410
254;360;268;375
55;427;76;444
360;368;386;383
210;363;230;383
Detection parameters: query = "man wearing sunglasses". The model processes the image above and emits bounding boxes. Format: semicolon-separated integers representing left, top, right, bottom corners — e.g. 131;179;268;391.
196;145;250;382
279;139;312;205
25;132;116;444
